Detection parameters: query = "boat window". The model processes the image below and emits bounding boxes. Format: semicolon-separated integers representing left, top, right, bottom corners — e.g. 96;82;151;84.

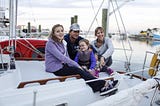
32;47;45;58
36;47;45;54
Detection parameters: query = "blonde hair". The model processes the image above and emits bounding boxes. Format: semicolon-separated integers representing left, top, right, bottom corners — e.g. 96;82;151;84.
49;24;64;42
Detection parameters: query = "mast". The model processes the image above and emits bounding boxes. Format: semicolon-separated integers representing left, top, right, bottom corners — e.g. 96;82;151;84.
9;0;18;69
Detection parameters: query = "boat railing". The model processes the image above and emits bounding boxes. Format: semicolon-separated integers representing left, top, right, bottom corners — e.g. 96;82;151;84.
17;74;81;88
142;51;160;78
17;74;115;88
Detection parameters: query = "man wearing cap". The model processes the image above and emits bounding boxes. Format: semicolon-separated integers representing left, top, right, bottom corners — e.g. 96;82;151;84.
64;23;84;60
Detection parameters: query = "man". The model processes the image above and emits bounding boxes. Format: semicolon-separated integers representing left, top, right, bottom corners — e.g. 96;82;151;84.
64;23;84;60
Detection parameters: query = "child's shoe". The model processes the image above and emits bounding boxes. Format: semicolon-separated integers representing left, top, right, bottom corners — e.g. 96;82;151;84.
94;69;99;78
107;68;114;76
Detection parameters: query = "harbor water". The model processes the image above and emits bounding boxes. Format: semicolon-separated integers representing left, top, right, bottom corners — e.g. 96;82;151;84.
111;35;160;78
84;34;160;78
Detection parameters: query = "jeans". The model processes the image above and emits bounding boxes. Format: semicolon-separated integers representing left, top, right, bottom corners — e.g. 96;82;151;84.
105;56;112;67
53;64;105;92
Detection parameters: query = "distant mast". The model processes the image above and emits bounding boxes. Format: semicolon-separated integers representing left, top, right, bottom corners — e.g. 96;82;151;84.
0;0;9;27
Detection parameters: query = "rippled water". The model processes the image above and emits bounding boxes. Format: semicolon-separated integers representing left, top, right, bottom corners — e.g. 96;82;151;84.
110;35;160;78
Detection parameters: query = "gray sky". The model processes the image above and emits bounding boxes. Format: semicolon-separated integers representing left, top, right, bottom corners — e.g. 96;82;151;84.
4;0;160;34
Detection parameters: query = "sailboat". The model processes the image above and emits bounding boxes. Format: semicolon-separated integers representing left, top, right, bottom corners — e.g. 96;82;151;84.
1;0;160;106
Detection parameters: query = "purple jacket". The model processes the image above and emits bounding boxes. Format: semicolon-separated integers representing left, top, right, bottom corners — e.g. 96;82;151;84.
45;38;80;73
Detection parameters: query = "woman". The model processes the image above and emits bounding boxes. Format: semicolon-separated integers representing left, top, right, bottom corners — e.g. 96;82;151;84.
45;24;118;96
91;27;114;75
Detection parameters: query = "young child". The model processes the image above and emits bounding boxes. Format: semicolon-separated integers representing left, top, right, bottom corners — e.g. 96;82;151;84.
74;39;99;77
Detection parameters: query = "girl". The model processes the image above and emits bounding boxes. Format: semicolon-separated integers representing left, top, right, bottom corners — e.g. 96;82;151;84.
74;39;98;77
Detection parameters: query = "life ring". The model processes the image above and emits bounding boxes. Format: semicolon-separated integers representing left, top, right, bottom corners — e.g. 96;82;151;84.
148;53;160;76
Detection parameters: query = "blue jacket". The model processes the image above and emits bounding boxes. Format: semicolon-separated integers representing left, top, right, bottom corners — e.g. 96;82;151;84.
74;50;96;70
45;38;80;73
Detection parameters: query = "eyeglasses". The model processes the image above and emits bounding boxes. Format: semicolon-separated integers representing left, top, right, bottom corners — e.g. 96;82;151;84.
79;44;85;47
73;31;80;33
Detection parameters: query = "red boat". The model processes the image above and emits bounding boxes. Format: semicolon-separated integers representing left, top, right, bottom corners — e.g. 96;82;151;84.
0;38;47;60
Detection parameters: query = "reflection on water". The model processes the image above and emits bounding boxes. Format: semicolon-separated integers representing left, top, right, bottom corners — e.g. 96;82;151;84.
110;35;160;78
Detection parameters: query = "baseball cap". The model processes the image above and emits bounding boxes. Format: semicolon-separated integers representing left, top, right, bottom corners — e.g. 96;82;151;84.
70;23;80;31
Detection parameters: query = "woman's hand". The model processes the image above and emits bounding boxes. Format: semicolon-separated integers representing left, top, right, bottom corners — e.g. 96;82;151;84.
100;56;105;67
94;54;99;61
88;69;95;76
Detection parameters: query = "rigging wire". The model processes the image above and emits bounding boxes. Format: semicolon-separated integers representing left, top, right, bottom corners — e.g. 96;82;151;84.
114;0;132;51
87;0;105;35
90;0;99;26
28;0;37;24
87;0;134;71
111;0;133;71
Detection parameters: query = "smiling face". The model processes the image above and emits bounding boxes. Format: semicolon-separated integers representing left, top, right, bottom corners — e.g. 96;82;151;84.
54;26;64;41
50;24;64;42
79;39;90;52
69;30;80;42
96;29;105;41
79;41;88;51
95;27;105;41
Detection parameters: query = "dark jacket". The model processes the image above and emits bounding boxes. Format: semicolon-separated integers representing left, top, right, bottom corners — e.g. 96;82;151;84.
64;34;83;60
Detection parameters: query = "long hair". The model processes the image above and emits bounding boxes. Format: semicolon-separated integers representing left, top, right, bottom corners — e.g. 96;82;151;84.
49;24;64;42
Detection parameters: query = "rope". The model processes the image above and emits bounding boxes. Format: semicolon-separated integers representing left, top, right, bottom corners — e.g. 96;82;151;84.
28;0;37;24
16;39;44;57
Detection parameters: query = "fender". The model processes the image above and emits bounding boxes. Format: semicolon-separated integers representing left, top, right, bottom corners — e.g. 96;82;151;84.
148;52;160;76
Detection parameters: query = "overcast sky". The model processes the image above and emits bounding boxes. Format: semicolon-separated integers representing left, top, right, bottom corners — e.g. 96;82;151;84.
4;0;160;34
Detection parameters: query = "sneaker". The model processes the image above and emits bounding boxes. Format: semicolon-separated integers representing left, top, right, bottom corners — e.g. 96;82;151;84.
155;100;160;105
100;86;118;96
111;80;119;88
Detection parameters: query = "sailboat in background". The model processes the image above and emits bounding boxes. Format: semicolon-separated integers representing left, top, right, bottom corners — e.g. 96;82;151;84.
152;28;160;40
1;0;160;106
0;0;10;41
0;0;47;59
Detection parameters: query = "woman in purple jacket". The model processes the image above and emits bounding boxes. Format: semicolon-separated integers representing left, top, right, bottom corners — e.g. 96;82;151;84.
45;24;118;96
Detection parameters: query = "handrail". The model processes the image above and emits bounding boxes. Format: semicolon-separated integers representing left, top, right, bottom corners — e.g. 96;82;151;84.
17;74;81;88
